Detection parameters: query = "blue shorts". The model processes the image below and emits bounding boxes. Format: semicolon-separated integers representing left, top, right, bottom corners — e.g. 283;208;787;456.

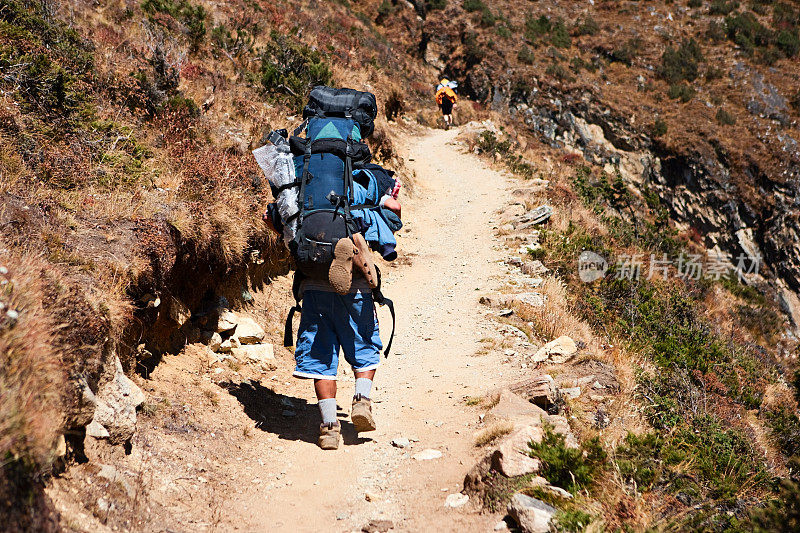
293;290;382;380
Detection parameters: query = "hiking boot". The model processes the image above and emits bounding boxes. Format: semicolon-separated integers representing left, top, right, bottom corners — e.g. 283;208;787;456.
329;238;355;294
318;422;341;450
351;233;378;289
351;394;376;432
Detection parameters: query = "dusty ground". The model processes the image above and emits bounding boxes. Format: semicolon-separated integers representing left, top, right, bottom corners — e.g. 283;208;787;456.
47;125;538;532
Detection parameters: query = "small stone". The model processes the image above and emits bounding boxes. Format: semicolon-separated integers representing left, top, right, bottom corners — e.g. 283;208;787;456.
444;493;469;508
216;310;238;332
494;520;509;531
362;519;394;533
235;317;266;344
412;449;442;461
391;438;410;449
365;491;380;502
561;387;581;399
231;343;274;362
218;336;241;353
507;493;557;533
531;336;577;364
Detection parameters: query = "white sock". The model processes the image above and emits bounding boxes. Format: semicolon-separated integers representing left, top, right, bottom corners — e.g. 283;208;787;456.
354;377;373;399
318;398;337;425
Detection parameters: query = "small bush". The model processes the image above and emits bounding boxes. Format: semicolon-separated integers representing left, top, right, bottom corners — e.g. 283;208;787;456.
660;38;704;83
528;425;606;494
777;29;800;56
652;117;668;136
747;472;800;533
550;19;572;48
611;37;643;65
517;45;535;64
726;11;773;54
142;0;207;51
668;83;697;102
575;15;600;36
463;32;485;65
425;0;447;10
476;130;511;155
688;0;703;7
716;108;737;124
546;62;574;82
524;14;551;41
259;31;332;110
765;407;800;457
495;24;512;38
710;0;741;15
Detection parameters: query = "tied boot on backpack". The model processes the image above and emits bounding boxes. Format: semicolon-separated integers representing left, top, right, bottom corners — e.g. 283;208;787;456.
351;233;378;289
329;237;356;294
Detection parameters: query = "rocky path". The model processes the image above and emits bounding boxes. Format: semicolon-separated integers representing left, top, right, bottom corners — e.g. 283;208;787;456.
238;127;520;531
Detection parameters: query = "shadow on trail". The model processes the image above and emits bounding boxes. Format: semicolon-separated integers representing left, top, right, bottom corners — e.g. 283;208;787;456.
222;380;371;446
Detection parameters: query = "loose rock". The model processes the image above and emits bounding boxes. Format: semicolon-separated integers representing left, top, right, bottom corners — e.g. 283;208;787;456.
89;356;146;444
492;425;543;477
444;493;469;508
413;449;442;461
484;389;546;427
216;310;238;332
235;317;266;344
391;438;410;449
507;493;557;533
531;336;578;364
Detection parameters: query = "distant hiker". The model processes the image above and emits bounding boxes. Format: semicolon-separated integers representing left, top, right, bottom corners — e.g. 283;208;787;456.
253;86;400;450
435;78;458;129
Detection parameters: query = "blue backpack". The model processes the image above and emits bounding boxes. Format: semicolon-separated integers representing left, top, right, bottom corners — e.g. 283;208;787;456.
279;87;396;355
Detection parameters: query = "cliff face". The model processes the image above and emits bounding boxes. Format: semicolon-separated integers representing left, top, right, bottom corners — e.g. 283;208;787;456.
411;0;800;309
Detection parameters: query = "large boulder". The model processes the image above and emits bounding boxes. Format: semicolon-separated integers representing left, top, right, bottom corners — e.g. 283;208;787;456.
87;356;146;444
510;374;561;412
507;493;557;533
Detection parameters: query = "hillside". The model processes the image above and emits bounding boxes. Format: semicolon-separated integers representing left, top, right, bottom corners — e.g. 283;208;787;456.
1;0;800;531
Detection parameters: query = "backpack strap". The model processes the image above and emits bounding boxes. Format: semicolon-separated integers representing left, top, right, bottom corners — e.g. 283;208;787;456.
297;143;312;225
371;266;395;357
283;271;306;348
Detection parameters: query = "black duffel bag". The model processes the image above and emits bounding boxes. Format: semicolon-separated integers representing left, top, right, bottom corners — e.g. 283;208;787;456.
303;86;377;138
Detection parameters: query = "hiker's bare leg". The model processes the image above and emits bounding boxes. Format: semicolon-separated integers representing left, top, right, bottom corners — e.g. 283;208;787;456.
315;379;336;400
354;369;376;381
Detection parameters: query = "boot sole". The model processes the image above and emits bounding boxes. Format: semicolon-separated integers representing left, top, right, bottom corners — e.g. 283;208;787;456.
329;238;355;295
351;411;377;432
351;233;378;289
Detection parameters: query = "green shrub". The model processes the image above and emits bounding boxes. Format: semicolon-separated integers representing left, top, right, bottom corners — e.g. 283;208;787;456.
777;29;800;56
707;20;728;40
726;11;773;53
463;32;485;65
142;0;207;51
476;130;511;154
668;83;696;102
660;38;704;83
552;509;595;532
495;24;512;38
517;45;535;64
259;32;332;110
463;0;484;12
616;417;769;504
652;117;668;136
716;108;737;124
550;19;572;48
766;407;800;457
688;0;703;7
546;62;574;82
710;0;741;15
425;0;447;10
611;37;643;65
574;15;600;36
527;425;606;494
747;472;800;533
524;14;551;41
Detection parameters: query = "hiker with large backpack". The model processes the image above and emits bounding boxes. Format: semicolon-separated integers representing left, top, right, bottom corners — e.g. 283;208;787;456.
435;78;458;130
253;87;400;450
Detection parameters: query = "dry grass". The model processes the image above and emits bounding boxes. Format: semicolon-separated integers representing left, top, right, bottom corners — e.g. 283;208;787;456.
474;422;515;447
0;249;66;468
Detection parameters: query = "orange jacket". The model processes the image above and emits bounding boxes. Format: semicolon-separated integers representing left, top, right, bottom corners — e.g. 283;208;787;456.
435;86;457;105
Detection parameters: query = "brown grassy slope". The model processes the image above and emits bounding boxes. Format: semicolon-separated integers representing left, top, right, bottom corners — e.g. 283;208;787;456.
0;0;436;526
374;0;800;290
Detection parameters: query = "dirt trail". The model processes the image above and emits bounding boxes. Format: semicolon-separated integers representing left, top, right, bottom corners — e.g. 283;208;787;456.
47;126;523;533
235;126;520;531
